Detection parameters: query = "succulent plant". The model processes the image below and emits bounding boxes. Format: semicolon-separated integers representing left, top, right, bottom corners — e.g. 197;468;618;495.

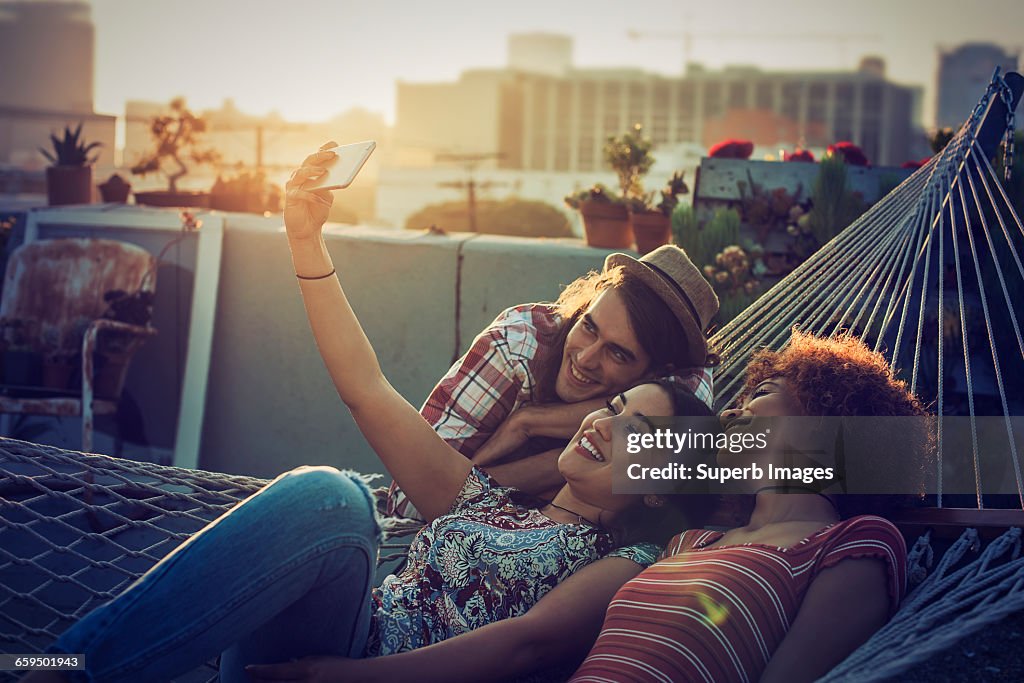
563;183;624;209
39;123;101;167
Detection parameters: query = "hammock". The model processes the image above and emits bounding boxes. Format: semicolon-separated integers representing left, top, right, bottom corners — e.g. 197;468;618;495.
2;72;1023;682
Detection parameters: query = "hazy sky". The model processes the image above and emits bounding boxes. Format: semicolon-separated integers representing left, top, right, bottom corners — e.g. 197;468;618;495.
89;0;1023;126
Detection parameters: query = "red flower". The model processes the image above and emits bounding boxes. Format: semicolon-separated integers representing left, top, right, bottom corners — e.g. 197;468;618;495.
784;149;815;163
709;139;754;159
900;156;932;169
827;141;869;166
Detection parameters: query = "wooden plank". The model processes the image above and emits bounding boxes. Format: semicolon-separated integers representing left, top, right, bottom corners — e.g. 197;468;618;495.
891;507;1024;541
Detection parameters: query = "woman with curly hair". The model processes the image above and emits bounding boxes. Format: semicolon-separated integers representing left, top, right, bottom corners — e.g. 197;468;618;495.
569;330;931;683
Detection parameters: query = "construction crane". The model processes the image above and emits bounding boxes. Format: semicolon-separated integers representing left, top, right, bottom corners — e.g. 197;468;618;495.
627;29;881;73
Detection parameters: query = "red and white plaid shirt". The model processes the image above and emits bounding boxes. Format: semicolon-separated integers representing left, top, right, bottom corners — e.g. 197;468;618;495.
386;303;714;518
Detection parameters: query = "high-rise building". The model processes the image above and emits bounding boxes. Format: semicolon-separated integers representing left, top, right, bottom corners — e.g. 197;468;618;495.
936;43;1019;130
0;0;93;113
394;37;921;171
505;59;920;170
0;0;114;169
507;32;573;77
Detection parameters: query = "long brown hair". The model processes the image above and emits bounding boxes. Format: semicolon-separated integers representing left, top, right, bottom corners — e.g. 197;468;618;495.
609;380;719;547
533;266;703;402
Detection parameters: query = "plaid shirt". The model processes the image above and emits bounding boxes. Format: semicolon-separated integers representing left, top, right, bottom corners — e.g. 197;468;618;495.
386;303;715;518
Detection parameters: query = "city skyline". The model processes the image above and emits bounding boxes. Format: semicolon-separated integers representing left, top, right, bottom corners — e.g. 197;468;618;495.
88;0;1023;128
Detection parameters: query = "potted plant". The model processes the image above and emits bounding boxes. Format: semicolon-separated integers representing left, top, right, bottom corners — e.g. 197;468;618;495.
564;184;632;249
39;123;101;206
629;171;689;255
565;124;660;249
131;98;220;208
98;173;132;203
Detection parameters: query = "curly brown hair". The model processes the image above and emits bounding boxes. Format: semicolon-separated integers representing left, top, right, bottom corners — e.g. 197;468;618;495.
739;329;934;517
740;329;928;418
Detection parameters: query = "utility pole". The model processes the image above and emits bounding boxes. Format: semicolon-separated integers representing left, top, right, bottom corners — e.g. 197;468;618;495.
435;152;505;232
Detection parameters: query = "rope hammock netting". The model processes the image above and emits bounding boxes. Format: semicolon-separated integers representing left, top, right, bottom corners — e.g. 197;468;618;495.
3;72;1024;682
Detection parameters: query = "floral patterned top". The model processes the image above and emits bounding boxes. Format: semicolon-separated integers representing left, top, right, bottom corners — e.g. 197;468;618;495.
365;467;661;657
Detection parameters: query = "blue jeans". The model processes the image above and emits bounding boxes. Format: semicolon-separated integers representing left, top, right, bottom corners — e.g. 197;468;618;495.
45;466;382;683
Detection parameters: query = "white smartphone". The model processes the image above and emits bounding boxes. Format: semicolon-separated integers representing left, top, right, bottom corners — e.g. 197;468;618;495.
304;140;376;191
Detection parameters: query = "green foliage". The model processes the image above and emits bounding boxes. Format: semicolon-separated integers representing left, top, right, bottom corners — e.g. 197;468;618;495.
603;124;655;199
807;154;867;245
39;123;101;167
671;203;698;249
674;206;741;271
564;183;625;210
130;98;221;192
633;171;690;216
674;205;759;325
406;198;573;238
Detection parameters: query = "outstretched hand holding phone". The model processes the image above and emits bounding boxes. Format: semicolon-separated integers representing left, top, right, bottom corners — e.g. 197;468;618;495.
284;140;376;242
284;142;338;243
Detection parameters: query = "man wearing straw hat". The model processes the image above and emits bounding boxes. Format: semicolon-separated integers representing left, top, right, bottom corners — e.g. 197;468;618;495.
387;245;720;520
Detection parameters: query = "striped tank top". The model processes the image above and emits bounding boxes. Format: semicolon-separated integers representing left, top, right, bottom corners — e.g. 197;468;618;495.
569;515;906;683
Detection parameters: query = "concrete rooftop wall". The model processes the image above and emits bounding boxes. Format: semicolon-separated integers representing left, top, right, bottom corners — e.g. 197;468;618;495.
200;224;618;480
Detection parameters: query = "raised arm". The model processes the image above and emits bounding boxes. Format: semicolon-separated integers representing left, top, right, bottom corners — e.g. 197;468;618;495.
246;556;645;683
284;147;471;521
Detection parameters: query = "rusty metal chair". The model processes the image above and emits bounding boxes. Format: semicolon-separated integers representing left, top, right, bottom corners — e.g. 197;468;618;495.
0;238;157;452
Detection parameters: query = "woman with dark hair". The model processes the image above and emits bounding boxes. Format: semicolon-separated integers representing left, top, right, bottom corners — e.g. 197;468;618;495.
569;330;931;683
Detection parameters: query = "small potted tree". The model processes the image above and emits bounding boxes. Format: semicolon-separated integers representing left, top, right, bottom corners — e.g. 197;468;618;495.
39;123;101;206
565;124;656;249
131;98;220;208
629;171;689;255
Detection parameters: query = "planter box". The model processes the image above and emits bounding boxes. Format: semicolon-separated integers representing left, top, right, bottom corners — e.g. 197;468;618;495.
134;191;211;209
46;166;92;206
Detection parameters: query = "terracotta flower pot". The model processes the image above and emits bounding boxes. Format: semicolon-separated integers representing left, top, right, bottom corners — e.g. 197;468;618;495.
579;199;633;249
98;175;132;203
134;190;211;208
46;166;93;206
630;212;672;255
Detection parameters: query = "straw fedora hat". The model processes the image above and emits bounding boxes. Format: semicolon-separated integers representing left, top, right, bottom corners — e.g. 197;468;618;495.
604;245;719;366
